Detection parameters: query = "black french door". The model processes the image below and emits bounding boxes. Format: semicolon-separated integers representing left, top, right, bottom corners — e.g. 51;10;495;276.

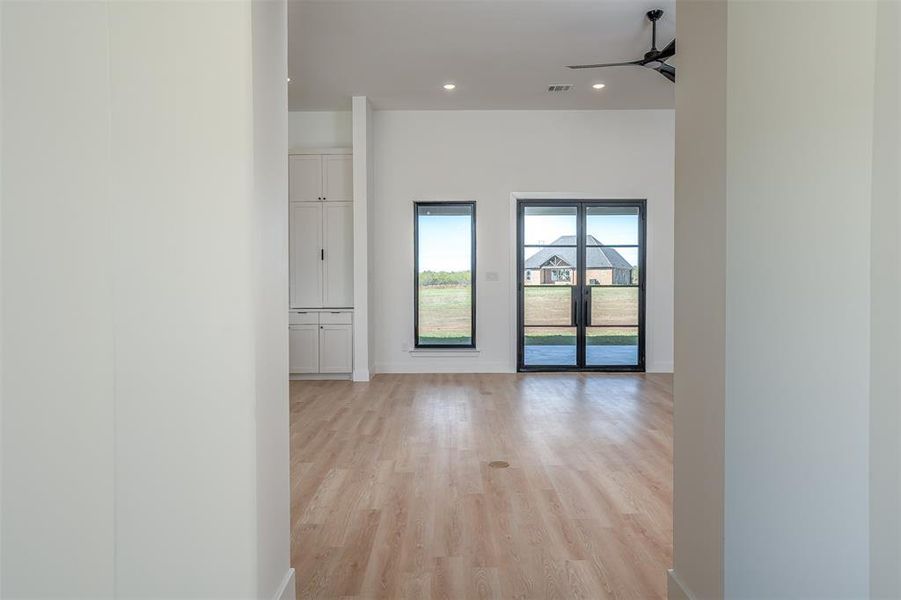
516;200;646;372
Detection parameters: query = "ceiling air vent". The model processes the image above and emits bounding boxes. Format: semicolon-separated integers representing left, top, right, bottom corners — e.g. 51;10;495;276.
547;84;574;92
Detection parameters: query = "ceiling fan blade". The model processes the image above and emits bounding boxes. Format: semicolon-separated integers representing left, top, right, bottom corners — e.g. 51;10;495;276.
654;63;675;82
657;39;675;61
567;59;644;70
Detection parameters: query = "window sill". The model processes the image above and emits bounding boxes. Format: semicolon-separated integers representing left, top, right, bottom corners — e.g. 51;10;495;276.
409;348;480;357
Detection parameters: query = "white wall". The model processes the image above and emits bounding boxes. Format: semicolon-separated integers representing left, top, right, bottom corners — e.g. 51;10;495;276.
870;0;901;596
351;97;375;381
289;110;352;149
674;1;887;597
252;1;293;598
723;3;875;596
2;4;116;593
371;109;674;374
1;1;290;597
671;1;726;597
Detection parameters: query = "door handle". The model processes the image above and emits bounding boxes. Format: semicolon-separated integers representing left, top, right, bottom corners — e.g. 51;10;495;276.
585;295;591;327
572;288;578;327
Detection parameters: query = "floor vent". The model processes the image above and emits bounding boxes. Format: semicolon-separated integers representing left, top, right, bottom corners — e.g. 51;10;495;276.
488;461;510;469
547;84;574;93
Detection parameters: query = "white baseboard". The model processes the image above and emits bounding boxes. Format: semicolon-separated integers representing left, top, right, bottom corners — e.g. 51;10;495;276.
289;373;351;381
352;368;370;382
274;568;296;600
370;361;674;375
667;569;695;600
373;361;514;374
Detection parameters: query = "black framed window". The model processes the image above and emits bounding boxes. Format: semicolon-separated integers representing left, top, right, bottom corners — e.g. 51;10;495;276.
414;202;476;348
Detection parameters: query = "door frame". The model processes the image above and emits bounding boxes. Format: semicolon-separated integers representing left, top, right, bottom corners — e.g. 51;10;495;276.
513;196;646;373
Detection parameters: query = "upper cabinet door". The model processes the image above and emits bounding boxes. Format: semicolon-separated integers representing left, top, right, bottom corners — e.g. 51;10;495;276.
290;203;323;308
322;202;354;307
322;155;353;202
289;155;322;202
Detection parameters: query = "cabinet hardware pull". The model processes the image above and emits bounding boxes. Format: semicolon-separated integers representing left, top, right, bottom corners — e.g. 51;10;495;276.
320;249;324;260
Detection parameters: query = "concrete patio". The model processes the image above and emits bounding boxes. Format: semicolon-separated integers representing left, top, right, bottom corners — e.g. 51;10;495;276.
524;344;638;366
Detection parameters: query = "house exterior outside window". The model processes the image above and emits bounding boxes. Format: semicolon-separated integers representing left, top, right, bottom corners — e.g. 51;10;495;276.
550;268;571;282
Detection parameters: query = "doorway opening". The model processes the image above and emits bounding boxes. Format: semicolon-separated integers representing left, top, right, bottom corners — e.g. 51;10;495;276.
517;200;646;371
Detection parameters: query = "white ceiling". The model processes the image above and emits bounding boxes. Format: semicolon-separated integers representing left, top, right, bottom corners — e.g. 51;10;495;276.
288;0;676;111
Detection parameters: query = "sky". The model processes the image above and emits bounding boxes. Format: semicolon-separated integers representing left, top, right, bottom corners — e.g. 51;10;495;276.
418;215;472;271
524;213;639;266
418;211;640;272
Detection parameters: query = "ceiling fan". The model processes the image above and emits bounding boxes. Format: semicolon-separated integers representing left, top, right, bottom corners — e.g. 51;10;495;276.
567;9;676;83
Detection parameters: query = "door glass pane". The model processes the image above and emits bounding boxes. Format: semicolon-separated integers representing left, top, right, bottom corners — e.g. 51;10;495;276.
590;287;638;326
585;246;638;285
523;205;577;246
585;327;638;366
416;203;474;346
524;326;577;366
586;206;639;246
524;286;572;326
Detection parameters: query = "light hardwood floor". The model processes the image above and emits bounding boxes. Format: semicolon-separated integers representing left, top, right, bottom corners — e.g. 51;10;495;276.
291;373;673;599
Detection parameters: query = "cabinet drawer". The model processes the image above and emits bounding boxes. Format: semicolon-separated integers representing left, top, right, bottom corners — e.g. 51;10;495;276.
319;311;352;325
289;311;319;325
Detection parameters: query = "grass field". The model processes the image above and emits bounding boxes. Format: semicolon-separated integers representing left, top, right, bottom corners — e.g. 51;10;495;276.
418;285;473;344
523;286;637;326
417;284;638;345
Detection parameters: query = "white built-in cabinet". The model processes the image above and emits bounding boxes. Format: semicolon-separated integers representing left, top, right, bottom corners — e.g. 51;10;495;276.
289;149;354;376
289;310;353;375
289;151;354;309
289;154;353;203
288;321;319;374
289;202;323;308
322;202;353;307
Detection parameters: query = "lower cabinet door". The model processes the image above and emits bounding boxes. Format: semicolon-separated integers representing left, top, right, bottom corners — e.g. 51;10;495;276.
318;324;352;373
289;324;319;374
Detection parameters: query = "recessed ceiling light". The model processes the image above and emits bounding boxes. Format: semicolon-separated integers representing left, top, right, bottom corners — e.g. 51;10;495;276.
443;82;456;90
592;83;606;90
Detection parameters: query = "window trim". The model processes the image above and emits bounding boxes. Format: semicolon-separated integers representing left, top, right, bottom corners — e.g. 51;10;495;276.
413;201;477;349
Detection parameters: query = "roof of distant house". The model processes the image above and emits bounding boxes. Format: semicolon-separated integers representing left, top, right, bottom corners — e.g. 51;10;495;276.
524;235;633;270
